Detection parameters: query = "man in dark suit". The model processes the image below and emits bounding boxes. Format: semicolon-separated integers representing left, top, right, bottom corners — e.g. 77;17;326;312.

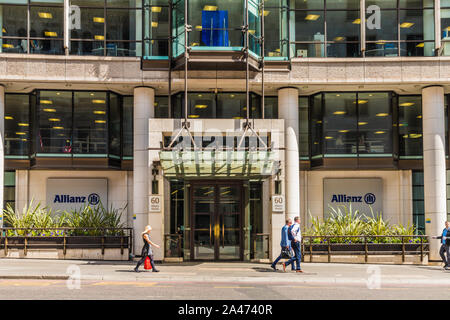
270;219;293;271
432;221;450;269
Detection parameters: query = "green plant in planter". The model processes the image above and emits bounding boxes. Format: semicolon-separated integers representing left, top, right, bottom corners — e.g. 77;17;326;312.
304;203;421;244
3;200;54;236
64;203;126;236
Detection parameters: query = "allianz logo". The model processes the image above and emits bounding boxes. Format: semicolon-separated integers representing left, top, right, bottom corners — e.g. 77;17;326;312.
331;193;376;205
53;193;100;205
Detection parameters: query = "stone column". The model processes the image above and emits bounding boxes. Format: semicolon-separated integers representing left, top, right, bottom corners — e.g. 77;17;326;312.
0;85;4;225
133;87;154;255
278;87;300;222
422;86;447;261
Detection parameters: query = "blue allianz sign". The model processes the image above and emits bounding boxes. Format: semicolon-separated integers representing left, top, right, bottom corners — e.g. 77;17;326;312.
47;178;108;211
324;178;383;218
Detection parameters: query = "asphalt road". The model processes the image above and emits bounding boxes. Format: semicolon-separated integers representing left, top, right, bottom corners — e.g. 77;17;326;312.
1;278;449;300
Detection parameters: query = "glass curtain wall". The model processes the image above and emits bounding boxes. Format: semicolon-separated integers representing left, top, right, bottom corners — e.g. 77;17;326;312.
123;96;133;159
398;95;422;158
30;90;122;159
172;0;261;55
263;0;288;59
70;0;143;56
299;96;309;159
290;0;360;58
441;0;450;55
143;0;169;58
365;0;435;57
310;92;393;158
5;94;29;158
4;171;15;210
171;92;269;119
412;170;425;234
0;0;64;54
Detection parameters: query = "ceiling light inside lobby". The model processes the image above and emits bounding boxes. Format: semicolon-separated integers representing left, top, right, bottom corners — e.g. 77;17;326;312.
38;12;53;19
305;14;320;21
400;22;414;28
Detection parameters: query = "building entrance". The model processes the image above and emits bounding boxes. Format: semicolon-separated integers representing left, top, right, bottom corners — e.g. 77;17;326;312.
190;181;243;260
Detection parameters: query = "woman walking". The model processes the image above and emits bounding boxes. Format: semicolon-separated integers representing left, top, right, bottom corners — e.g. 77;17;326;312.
134;225;160;273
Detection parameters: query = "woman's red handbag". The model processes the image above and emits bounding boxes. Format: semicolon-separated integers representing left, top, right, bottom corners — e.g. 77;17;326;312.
144;256;152;270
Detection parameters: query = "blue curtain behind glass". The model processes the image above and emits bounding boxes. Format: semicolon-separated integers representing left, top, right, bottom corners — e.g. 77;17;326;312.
201;10;229;47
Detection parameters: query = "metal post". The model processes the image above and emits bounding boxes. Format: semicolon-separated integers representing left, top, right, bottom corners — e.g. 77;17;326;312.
184;0;189;124
168;0;173;116
420;236;423;262
309;237;312;262
327;237;331;263
261;0;265;119
24;236;27;256
401;236;405;263
245;0;249;127
364;235;368;263
63;233;67;256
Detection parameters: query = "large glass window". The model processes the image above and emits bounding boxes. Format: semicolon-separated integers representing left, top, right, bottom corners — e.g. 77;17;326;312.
69;0;143;56
263;0;288;58
299;96;308;159
398;95;422;158
5;94;29;158
123;96;133;159
290;0;361;58
365;0;435;57
412;170;425;234
143;0;169;57
172;0;261;56
311;92;393;158
4;171;15;210
171;92;266;119
73;92;108;156
441;0;450;56
35;91;73;155
0;0;64;54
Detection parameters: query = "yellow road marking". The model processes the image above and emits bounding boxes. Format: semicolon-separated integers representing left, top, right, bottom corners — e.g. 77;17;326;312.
0;280;58;287
213;286;254;289
91;281;157;287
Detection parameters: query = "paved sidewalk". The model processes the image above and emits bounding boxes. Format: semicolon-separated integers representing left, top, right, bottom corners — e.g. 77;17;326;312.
0;259;449;286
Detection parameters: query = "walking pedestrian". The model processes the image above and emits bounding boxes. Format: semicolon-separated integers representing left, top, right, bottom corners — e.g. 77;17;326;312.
432;221;450;270
271;219;294;271
134;225;160;273
283;216;303;273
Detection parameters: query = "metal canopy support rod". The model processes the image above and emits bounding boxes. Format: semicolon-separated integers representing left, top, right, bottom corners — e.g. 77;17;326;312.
166;0;197;150
261;0;265;120
237;0;268;151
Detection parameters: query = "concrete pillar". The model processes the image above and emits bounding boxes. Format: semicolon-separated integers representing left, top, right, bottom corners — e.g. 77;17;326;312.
278;87;300;222
133;87;154;255
0;85;4;225
422;86;447;261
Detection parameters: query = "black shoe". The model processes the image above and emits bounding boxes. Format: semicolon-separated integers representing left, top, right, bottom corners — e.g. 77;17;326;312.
152;269;160;273
134;267;139;273
444;264;448;269
271;264;277;271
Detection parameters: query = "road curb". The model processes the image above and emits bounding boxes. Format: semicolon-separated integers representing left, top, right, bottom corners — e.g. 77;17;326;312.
0;275;69;280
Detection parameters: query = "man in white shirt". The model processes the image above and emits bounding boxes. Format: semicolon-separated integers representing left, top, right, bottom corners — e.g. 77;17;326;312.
283;216;303;273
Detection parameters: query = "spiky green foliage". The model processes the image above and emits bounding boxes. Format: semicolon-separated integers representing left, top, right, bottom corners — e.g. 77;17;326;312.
3;200;127;236
304;204;420;244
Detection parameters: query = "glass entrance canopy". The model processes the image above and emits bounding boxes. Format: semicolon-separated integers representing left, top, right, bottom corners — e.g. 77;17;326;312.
172;0;262;57
160;150;277;178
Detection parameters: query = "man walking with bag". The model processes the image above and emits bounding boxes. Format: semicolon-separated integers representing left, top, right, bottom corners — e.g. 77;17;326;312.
432;221;450;270
270;218;294;271
283;216;303;273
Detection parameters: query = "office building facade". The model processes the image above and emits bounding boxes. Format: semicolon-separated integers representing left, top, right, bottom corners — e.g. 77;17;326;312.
0;0;449;261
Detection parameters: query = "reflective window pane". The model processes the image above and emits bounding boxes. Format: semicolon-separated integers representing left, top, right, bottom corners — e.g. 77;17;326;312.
399;96;423;158
36;91;72;155
73;92;108;155
0;4;27;40
5;94;29;157
323;93;357;156
357;93;392;156
311;94;322;157
123;96;133;158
